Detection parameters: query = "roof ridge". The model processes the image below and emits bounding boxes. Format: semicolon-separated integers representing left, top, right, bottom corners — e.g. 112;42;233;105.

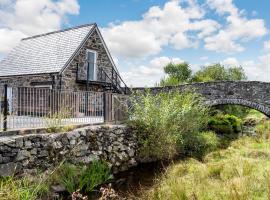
22;23;96;41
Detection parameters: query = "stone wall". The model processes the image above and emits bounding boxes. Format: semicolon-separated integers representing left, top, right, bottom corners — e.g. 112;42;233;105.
0;73;58;88
61;29;115;91
0;125;137;177
134;81;270;117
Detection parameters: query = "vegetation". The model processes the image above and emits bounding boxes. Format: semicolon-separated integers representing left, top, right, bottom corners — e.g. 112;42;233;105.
158;62;247;87
255;120;270;139
213;105;250;119
0;175;48;200
129;90;211;160
145;136;270;200
192;64;247;82
181;131;220;159
0;160;112;199
45;108;75;133
208;114;243;135
159;62;192;86
50;160;112;194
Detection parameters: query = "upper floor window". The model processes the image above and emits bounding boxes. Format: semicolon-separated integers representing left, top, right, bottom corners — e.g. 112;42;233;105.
86;50;97;81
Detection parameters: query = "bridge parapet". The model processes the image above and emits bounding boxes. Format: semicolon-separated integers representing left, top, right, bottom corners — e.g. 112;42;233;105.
133;81;270;117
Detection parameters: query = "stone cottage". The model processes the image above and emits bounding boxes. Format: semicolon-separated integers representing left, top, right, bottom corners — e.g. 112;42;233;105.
0;23;128;94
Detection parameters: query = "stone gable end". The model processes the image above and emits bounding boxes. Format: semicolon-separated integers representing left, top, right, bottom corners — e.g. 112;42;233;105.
61;28;115;91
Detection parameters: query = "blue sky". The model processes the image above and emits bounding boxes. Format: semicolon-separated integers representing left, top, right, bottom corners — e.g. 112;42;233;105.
0;0;270;86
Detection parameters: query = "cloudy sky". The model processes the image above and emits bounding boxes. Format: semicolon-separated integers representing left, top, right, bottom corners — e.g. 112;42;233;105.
0;0;270;86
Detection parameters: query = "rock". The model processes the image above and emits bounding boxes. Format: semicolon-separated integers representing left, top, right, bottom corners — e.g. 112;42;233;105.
107;146;113;153
128;149;135;157
0;162;18;177
51;184;66;193
61;136;69;145
38;150;48;158
52;141;62;149
2;156;10;163
70;139;76;145
16;150;31;161
24;140;32;148
15;138;24;148
30;148;37;155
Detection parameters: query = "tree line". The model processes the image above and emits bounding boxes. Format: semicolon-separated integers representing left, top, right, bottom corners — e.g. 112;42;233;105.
157;62;247;86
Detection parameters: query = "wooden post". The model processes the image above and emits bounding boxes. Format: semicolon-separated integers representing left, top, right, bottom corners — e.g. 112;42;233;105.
3;84;8;131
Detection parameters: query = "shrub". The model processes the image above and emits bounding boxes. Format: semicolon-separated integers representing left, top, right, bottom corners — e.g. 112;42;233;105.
181;131;220;159
129;90;209;160
208;114;242;135
79;160;113;193
213;105;250;119
53;160;112;194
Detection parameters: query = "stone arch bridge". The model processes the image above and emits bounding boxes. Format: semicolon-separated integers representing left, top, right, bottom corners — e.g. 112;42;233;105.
134;81;270;117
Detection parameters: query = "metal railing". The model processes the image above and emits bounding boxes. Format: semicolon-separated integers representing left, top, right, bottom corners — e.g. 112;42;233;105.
76;61;131;95
0;85;105;131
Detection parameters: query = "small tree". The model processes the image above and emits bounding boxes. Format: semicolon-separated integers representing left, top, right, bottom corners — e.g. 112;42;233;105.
159;62;192;86
192;64;247;82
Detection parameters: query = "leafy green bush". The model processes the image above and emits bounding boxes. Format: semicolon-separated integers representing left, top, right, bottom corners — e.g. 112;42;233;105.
129;90;209;160
53;160;112;194
181;131;220;159
208;114;242;135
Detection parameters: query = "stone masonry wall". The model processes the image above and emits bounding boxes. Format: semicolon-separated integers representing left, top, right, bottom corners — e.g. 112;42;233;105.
61;29;115;91
134;81;270;117
0;125;137;177
0;73;57;88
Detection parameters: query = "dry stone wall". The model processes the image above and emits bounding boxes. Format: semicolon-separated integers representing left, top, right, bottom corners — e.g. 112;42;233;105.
0;125;137;177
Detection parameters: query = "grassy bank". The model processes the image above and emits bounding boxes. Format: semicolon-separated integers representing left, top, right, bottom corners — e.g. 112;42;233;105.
145;136;270;200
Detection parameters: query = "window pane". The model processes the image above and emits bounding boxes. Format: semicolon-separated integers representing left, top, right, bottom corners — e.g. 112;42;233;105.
87;51;95;63
87;51;96;80
88;62;94;80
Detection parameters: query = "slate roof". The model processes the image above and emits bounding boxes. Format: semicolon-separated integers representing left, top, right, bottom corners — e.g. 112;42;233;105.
0;23;95;77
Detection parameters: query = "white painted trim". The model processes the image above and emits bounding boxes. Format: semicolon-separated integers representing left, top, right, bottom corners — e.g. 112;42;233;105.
86;49;97;81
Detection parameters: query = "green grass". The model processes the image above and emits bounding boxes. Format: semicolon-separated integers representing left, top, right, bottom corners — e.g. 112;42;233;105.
145;136;270;200
245;109;266;120
0;160;112;199
0;175;48;200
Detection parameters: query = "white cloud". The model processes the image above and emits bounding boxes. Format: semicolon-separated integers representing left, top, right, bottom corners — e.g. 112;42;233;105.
221;57;239;66
207;0;238;16
121;56;185;87
205;0;267;53
102;0;267;59
0;0;79;55
219;56;270;82
102;0;220;58
200;56;208;61
264;41;270;51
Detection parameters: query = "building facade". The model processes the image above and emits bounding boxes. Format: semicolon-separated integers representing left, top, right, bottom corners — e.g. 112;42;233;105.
0;23;127;94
